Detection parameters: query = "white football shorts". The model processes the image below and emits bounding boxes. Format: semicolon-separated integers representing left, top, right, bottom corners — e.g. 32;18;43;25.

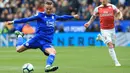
101;28;116;44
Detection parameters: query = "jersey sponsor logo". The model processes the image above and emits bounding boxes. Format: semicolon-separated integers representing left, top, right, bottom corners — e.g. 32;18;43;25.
46;20;55;27
104;11;109;14
100;11;113;17
44;16;55;27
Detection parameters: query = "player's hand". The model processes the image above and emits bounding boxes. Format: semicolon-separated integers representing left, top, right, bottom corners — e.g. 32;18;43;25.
6;21;14;25
84;22;90;28
115;11;123;20
115;16;123;20
73;14;79;19
118;16;123;20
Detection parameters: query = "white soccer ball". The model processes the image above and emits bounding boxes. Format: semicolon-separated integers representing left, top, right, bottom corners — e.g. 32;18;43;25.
22;63;34;73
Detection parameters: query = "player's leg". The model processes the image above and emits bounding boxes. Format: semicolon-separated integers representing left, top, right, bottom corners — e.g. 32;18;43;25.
15;31;28;53
107;42;121;66
101;29;121;66
40;44;58;72
45;47;56;67
111;31;121;66
45;48;58;72
15;31;40;53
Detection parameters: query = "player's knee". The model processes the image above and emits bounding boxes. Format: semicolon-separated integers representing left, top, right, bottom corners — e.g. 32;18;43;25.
45;48;56;55
107;42;114;48
50;50;56;55
53;50;56;54
49;50;56;55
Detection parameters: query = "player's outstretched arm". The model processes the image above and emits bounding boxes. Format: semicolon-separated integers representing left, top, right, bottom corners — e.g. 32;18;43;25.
13;15;39;23
6;14;39;25
84;15;97;28
56;14;79;21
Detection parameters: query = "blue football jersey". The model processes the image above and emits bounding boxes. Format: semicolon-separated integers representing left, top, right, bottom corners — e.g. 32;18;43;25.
14;12;74;42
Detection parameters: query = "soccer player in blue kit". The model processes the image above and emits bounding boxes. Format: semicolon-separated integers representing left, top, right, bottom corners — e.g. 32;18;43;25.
7;0;79;72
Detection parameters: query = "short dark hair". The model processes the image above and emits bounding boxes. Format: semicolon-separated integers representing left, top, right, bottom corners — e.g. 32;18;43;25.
45;0;53;5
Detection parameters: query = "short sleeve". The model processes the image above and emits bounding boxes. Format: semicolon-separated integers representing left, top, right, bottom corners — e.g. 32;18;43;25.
112;4;120;13
93;7;99;16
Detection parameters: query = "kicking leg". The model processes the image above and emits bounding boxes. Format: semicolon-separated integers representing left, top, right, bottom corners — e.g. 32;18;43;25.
15;31;28;53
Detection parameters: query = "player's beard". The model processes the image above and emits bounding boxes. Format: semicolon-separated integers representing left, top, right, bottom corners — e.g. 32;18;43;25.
102;2;107;6
102;0;108;6
46;10;53;15
46;11;51;15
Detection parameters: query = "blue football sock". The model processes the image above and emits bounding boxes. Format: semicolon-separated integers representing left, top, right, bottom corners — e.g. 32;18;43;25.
16;35;24;47
46;54;55;67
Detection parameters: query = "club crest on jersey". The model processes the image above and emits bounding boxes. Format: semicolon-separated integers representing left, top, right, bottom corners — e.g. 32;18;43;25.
44;16;47;18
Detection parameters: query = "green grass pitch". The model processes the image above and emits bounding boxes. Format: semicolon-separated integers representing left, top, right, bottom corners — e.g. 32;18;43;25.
0;46;130;73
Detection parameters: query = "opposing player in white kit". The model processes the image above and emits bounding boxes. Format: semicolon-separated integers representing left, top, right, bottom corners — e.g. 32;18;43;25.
84;0;122;66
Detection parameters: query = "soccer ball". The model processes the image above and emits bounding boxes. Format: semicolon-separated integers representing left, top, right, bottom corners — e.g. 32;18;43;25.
22;63;34;73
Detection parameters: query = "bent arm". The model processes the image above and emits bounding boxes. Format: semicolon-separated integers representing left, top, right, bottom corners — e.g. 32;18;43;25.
88;15;97;24
85;7;98;27
116;11;123;19
112;4;123;20
84;15;97;28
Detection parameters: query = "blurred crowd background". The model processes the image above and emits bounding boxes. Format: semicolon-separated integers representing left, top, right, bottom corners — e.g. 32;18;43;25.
0;0;130;21
0;0;130;34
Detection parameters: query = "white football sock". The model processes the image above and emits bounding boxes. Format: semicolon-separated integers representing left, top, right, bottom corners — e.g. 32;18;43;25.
108;48;119;64
45;65;51;68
